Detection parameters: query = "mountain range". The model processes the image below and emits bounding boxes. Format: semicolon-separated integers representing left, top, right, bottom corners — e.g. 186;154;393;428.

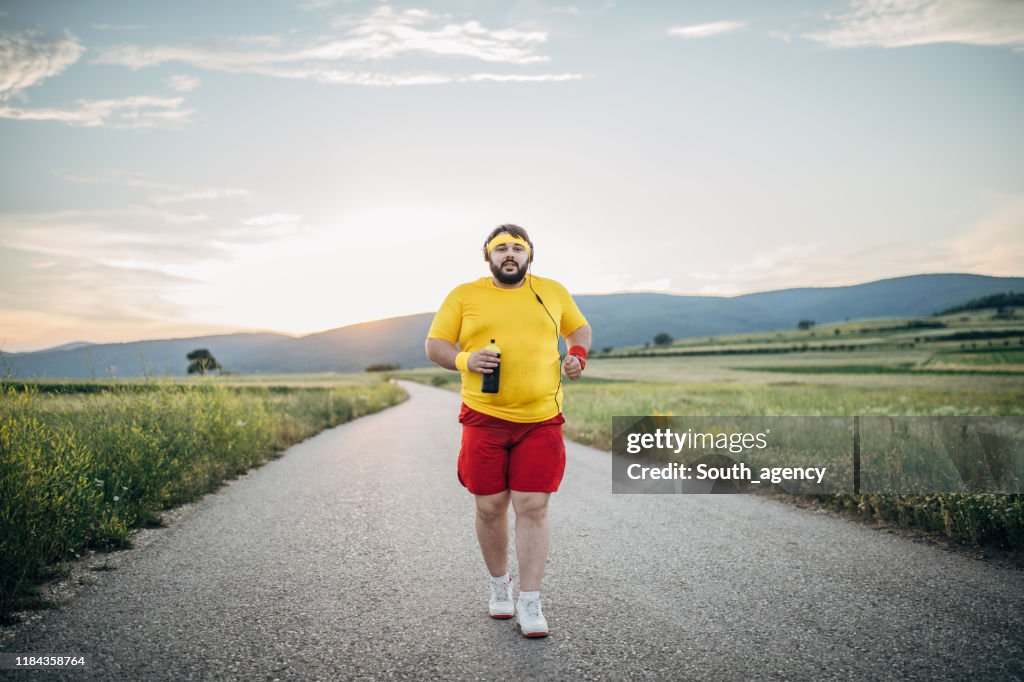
5;273;1022;378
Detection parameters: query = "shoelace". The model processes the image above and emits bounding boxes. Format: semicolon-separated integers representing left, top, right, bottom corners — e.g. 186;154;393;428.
491;581;512;602
521;599;542;619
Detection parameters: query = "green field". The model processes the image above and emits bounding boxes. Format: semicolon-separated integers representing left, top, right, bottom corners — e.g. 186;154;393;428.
0;374;406;620
392;310;1024;552
3;311;1021;619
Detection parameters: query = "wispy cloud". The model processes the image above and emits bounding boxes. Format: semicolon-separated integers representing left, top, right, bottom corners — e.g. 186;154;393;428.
57;168;183;191
300;0;351;10
805;0;1024;51
240;67;584;86
242;213;302;226
0;95;193;128
152;187;252;205
57;169;255;211
165;74;200;91
0;29;199;128
685;198;1024;295
0;245;197;322
0;212;217;271
667;21;747;40
0;29;83;100
0;169;292;272
91;24;148;31
93;5;583;86
551;2;616;17
949;196;1024;275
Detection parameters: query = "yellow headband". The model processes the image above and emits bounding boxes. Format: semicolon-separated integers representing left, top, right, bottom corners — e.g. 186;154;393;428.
486;234;531;256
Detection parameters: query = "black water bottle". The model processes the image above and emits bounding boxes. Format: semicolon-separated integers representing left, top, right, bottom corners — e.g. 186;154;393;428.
481;339;501;393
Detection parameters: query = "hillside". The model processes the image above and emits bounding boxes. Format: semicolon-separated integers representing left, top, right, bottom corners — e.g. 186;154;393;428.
4;273;1022;377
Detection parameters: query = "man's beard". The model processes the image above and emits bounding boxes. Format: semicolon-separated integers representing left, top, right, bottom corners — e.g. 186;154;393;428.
490;259;526;285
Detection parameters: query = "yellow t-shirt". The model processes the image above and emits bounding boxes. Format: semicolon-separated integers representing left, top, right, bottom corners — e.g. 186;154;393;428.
427;274;589;423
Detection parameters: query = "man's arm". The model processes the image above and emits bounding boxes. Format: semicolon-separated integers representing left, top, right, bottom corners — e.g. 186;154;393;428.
425;338;500;374
562;324;592;381
566;324;592;352
425;338;459;370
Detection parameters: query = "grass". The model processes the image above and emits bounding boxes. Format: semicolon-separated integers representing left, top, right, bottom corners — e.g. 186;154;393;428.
394;316;1024;553
0;376;406;620
928;348;1024;366
744;364;1024;376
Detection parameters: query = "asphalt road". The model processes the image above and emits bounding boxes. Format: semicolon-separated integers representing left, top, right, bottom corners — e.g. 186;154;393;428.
4;381;1023;680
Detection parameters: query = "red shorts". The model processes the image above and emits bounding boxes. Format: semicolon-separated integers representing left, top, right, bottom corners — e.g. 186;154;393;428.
457;403;566;495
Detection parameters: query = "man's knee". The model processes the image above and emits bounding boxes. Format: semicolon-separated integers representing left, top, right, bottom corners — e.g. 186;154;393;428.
475;491;510;522
511;491;549;521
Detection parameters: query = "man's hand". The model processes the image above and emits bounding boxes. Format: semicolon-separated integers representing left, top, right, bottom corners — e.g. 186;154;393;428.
469;349;500;374
563;354;583;381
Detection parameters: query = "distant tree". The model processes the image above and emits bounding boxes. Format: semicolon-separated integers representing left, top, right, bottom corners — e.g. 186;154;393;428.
653;332;673;347
797;319;815;330
937;291;1024;316
602;346;614;354
187;349;222;375
834;328;841;336
365;363;401;372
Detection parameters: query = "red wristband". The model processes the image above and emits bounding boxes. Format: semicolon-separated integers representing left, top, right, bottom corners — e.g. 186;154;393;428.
568;345;588;370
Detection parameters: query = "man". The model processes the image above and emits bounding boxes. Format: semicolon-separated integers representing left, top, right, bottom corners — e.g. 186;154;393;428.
425;224;592;638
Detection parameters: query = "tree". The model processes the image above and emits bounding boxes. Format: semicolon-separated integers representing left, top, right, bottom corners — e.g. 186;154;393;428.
187;349;222;375
653;332;673;347
365;363;400;372
797;319;815;330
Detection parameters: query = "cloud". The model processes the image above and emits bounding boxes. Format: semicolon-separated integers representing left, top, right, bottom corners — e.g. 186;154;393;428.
0;206;235;269
682;199;1024;295
0;29;83;100
805;0;1024;51
57;168;185;191
629;277;672;291
0;95;193;128
0;245;198;322
152;187;252;205
165;74;201;91
0;177;299;273
300;0;353;9
57;170;252;206
551;2;616;16
93;5;583;86
194;64;583;87
91;24;148;31
667;21;747;39
242;213;302;226
948;196;1024;275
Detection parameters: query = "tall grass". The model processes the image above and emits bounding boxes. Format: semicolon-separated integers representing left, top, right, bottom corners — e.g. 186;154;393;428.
561;381;1024;552
0;379;406;618
390;370;1024;551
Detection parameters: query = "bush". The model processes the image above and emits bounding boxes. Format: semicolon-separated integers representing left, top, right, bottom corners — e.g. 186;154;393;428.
0;379;406;619
366;363;401;372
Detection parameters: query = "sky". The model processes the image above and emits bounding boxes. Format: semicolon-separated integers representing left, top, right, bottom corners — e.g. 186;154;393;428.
1;0;1023;352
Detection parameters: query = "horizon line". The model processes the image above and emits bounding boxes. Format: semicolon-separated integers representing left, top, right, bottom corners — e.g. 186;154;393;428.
6;270;1023;355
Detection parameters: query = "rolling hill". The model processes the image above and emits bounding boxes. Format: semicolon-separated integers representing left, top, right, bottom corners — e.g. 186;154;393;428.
4;273;1022;378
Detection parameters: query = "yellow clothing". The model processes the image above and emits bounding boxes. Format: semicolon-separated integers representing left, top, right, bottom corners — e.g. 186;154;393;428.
428;274;588;423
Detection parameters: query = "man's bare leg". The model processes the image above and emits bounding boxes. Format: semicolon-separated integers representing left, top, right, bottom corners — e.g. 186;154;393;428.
475;491;511;576
510;491;550;592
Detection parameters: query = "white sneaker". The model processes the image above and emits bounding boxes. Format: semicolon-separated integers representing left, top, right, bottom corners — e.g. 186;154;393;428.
515;596;549;637
488;577;514;619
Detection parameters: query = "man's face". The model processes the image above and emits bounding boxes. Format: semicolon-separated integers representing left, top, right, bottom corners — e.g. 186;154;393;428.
488;241;530;285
